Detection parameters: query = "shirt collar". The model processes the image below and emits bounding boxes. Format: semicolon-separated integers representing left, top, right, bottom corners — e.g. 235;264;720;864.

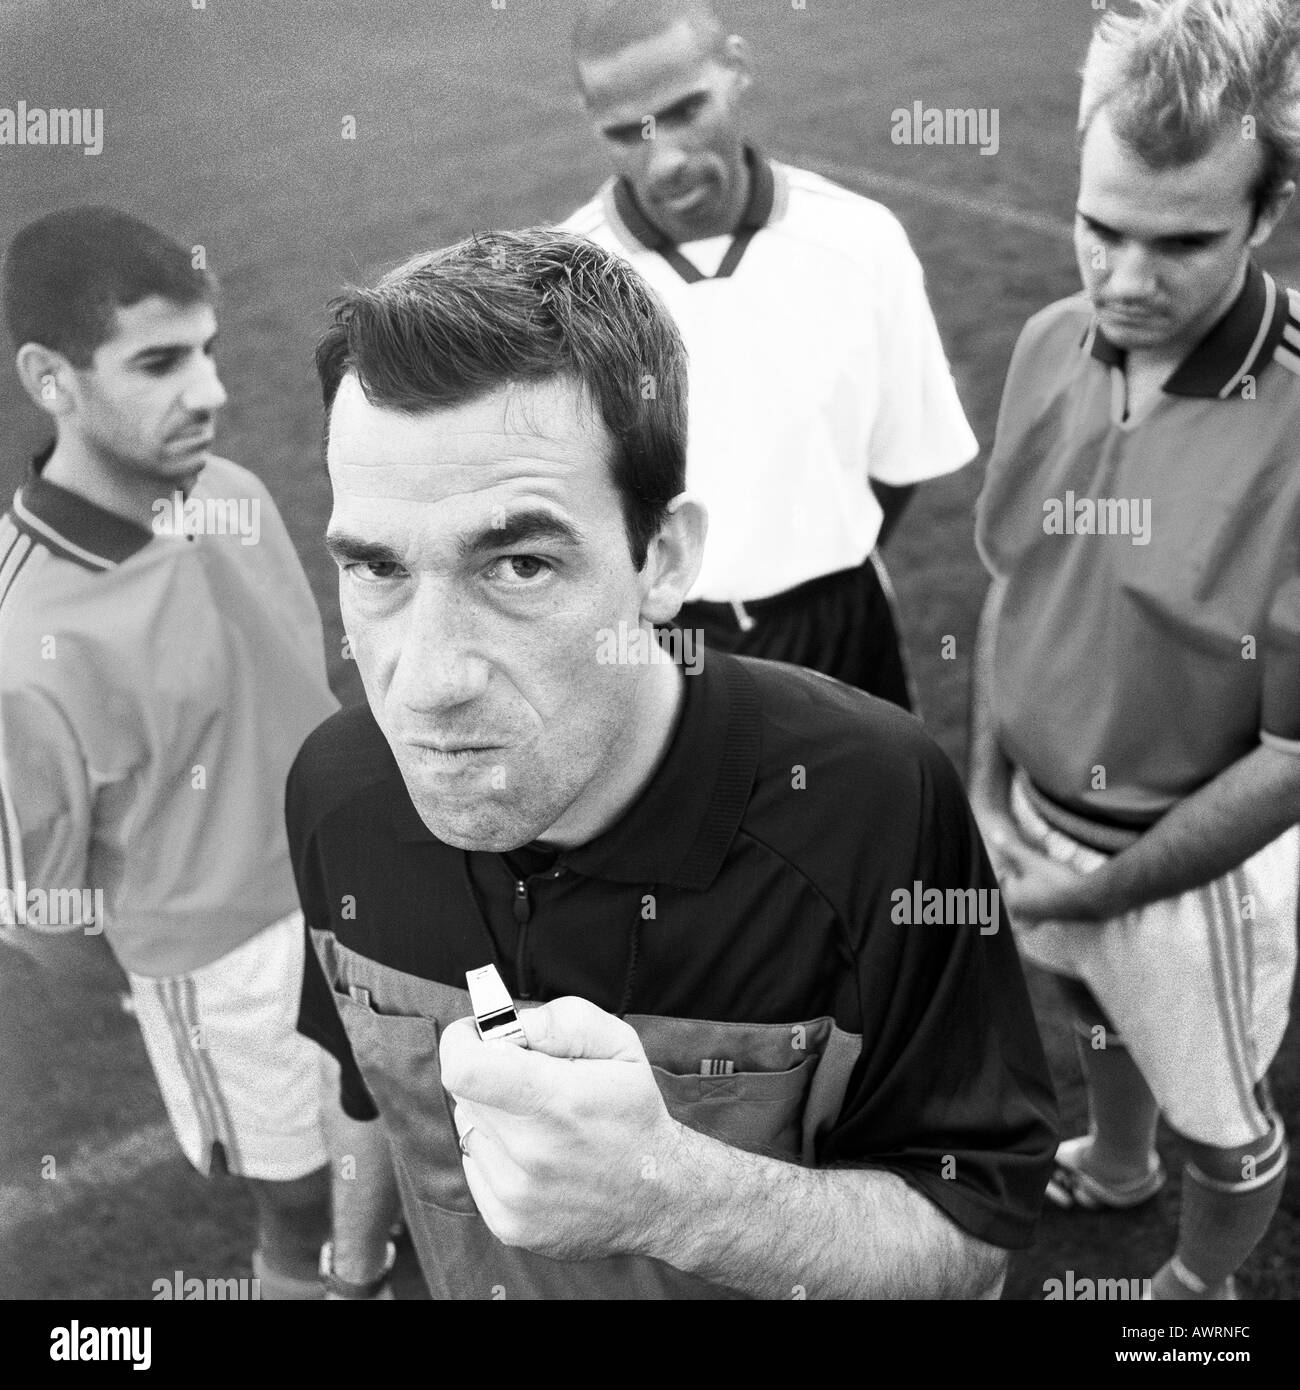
608;145;779;255
1085;261;1290;399
9;443;155;571
390;651;762;891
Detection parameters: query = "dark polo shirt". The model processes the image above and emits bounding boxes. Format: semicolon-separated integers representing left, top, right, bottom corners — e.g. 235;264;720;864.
291;653;1057;1296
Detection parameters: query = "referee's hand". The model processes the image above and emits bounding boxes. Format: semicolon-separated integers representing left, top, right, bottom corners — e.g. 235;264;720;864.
440;996;685;1261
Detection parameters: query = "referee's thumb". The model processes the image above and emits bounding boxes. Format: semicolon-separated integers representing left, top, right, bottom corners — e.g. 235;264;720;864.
522;995;647;1064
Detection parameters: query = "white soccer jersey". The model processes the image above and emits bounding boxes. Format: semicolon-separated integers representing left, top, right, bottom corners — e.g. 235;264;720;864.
562;149;978;602
0;453;339;977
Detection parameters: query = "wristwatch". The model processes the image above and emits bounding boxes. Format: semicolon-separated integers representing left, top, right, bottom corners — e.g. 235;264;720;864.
466;963;529;1047
319;1239;397;1300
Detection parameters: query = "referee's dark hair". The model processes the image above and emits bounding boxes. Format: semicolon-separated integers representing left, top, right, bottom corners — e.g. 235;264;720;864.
2;206;216;366
315;228;688;571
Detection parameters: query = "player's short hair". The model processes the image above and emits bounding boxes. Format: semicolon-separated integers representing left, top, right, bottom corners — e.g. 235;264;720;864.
2;206;215;367
1078;0;1300;217
315;228;688;571
572;0;726;93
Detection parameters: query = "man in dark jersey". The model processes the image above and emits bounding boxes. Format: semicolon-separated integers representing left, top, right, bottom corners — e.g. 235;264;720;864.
293;228;1056;1299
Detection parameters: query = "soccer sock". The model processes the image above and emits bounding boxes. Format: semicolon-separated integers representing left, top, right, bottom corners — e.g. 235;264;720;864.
251;1247;325;1300
1071;1014;1160;1181
1151;1119;1288;1299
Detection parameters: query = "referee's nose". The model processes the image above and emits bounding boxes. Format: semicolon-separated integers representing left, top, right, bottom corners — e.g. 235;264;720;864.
387;578;492;718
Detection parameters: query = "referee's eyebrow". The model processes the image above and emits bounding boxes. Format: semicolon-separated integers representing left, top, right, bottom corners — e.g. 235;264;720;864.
324;511;586;566
324;532;403;566
458;509;585;558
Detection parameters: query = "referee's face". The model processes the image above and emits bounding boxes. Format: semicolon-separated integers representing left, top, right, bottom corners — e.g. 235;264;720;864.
325;374;697;853
1074;106;1290;360
579;21;752;243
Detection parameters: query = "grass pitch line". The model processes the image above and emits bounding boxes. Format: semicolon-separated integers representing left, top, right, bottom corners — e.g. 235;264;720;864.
0;1119;178;1239
800;155;1075;243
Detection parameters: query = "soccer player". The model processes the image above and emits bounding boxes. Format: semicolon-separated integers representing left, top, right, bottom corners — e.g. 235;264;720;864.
560;0;976;708
0;207;340;1297
970;0;1300;1300
291;227;1058;1300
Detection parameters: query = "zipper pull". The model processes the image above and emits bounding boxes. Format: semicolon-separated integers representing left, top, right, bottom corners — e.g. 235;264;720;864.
513;879;534;999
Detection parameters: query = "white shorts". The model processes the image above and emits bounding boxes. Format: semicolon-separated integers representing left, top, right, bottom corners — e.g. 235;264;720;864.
127;912;327;1180
1009;775;1298;1147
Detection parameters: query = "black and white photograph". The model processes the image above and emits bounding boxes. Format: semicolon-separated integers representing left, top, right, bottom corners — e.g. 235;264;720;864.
0;0;1297;1353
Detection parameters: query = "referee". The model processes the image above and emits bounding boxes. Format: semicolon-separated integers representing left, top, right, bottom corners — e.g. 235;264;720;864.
561;0;977;709
292;228;1057;1300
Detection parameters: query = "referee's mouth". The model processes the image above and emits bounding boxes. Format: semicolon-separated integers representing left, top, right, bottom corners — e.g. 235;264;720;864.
405;742;505;769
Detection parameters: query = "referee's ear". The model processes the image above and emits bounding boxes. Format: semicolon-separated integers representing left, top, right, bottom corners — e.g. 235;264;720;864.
639;493;707;625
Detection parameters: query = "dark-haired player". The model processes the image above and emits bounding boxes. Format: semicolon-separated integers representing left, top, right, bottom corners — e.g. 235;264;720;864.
0;206;339;1297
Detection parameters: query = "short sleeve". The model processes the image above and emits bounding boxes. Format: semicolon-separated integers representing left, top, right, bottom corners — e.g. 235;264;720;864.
296;921;378;1121
822;742;1060;1249
286;749;379;1122
0;684;94;933
973;314;1057;583
866;214;978;486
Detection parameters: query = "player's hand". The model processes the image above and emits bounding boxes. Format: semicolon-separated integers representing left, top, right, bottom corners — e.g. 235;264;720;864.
993;836;1106;924
971;801;1035;884
439;996;685;1260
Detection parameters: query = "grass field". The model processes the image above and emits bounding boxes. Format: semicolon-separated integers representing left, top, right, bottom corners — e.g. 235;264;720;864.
1;0;1298;1300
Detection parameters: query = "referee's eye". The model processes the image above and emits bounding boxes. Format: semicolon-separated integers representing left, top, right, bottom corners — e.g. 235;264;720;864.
486;555;554;586
345;560;404;582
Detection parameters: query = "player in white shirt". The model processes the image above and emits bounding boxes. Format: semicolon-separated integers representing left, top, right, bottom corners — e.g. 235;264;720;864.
562;0;977;707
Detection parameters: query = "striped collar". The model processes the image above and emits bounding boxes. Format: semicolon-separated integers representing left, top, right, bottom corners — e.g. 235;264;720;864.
605;146;783;283
8;444;154;572
1084;261;1291;399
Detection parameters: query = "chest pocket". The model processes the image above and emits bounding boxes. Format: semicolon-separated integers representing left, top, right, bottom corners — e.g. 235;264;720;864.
316;934;864;1219
629;1013;862;1166
316;936;483;1216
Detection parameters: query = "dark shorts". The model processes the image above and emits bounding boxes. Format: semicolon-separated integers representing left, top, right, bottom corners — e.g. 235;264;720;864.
668;553;914;710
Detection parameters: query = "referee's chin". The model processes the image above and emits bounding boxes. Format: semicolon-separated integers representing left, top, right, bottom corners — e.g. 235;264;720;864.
402;784;555;856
